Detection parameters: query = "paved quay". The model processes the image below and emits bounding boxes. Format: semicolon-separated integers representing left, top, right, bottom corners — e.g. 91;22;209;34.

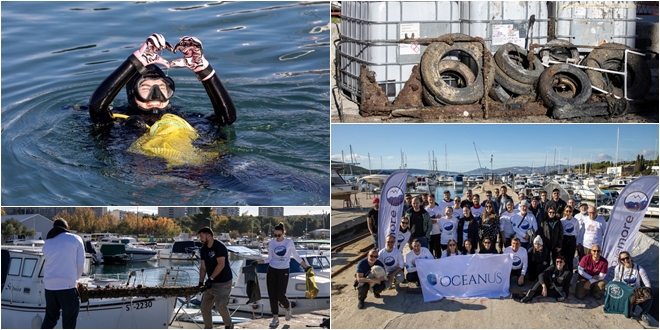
170;311;330;329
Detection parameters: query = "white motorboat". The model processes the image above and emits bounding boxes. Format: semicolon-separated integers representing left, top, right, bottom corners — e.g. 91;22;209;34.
156;240;202;260
331;167;359;200
1;247;179;329
226;246;330;315
574;183;607;202
414;177;431;193
361;170;415;188
100;237;157;262
357;179;378;193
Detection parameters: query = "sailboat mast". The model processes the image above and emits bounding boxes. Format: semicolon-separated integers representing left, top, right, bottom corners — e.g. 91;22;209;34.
615;127;619;168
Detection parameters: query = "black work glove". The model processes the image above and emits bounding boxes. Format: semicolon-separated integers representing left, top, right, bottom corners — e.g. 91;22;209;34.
205;279;213;290
198;281;206;292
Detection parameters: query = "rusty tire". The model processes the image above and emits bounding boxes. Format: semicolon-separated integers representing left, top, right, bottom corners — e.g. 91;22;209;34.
583;43;651;99
489;83;511;103
538;63;592;108
421;39;485;105
539;39;580;62
495;43;545;85
494;64;536;96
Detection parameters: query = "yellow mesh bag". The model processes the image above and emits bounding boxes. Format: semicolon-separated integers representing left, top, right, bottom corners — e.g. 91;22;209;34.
127;114;216;166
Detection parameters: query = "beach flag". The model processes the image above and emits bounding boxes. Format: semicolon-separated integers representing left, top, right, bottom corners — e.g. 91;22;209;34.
602;176;659;280
378;170;409;250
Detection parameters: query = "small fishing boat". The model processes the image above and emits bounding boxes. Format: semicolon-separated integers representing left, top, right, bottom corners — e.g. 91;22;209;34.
156;240;202;260
99;237;158;262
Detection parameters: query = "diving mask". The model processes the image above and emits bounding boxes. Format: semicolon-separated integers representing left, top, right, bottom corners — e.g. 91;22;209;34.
134;77;175;103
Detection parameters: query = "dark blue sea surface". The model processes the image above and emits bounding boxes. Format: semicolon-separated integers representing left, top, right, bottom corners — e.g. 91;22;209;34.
1;1;330;206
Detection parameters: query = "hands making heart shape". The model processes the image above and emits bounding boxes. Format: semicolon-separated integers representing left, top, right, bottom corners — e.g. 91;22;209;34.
133;33;209;73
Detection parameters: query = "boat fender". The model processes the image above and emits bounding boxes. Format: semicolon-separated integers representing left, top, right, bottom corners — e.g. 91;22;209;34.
31;314;42;328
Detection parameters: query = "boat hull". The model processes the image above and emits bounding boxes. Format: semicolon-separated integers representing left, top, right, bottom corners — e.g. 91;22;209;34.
1;296;176;329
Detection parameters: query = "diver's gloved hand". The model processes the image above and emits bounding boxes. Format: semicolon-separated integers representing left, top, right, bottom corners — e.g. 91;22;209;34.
171;36;215;81
133;33;173;69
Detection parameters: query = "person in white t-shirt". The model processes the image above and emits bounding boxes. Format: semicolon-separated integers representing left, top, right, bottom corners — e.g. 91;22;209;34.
503;238;528;287
512;200;537;250
378;235;405;291
405;239;434;286
441;238;460;258
439;206;458;251
396;219;412;251
438;190;453;212
577;206;607;257
574;203;589;260
470;194;484;222
426;194;444;258
499;201;516;249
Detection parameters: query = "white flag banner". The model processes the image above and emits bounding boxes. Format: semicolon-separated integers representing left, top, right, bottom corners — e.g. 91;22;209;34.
378;170;409;250
416;254;513;302
602;176;659;280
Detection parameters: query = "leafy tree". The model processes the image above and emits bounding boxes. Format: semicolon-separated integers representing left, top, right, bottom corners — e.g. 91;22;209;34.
1;218;36;241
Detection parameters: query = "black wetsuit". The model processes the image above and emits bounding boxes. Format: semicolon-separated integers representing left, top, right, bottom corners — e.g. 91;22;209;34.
88;54;236;127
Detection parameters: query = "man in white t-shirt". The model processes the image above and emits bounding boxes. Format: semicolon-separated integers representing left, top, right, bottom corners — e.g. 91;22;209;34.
512;200;538;250
438;190;453;212
378;235;405;291
503;238;528;287
470;194;484;222
577;206;607;257
426;194;444;258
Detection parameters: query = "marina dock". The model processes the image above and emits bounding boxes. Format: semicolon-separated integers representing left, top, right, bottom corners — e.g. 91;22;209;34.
170;311;330;329
331;188;659;328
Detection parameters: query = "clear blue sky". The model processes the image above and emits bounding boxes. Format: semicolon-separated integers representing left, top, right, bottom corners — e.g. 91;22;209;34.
109;207;329;216
332;124;659;172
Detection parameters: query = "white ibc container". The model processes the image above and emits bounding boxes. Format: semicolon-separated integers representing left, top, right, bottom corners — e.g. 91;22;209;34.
460;1;549;53
339;1;460;101
552;1;637;50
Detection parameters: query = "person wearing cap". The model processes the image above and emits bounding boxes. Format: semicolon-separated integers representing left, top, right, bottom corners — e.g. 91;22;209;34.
520;255;572;303
545;189;567;218
41;219;85;329
89;33;236;128
198;226;234;329
526;235;550;282
499;201;517;250
367;198;380;248
539;206;564;262
512;200;538;250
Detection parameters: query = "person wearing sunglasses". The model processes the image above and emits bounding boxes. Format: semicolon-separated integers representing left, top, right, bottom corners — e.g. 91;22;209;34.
520;255;572;303
355;248;386;309
396;219;412;251
89;34;236;129
576;244;608;301
405;239;434;287
478;201;502;252
560;206;579;273
613;252;653;326
479;237;498;254
441;238;461;258
539;206;564;262
258;222;309;327
378;235;405;292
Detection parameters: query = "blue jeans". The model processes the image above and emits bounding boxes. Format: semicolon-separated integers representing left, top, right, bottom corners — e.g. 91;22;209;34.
42;288;79;329
372;235;378;249
638;295;654;316
411;236;429;249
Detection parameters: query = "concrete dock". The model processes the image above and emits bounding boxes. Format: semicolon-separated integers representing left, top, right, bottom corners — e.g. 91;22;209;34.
170;311;330;329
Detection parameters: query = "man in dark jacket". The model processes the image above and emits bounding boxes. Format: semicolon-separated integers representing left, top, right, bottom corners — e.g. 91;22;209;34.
520;255;572;303
545;189;567;218
539;206;564;262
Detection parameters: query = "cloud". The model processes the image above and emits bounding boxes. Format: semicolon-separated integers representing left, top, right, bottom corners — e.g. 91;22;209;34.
638;149;656;158
597;153;613;161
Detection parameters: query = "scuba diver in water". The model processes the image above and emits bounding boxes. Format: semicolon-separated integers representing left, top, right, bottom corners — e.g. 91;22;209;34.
89;33;236;129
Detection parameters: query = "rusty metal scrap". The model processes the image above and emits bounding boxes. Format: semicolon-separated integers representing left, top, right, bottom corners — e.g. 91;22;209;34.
392;65;424;108
391;101;547;120
359;65;391;117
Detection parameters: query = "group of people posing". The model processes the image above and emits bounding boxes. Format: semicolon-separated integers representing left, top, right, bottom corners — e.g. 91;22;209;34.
358;186;653;325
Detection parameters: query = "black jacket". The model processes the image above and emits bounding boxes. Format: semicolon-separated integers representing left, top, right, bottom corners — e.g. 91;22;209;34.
538;264;572;295
457;216;480;251
539;217;564;251
545;199;567;217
